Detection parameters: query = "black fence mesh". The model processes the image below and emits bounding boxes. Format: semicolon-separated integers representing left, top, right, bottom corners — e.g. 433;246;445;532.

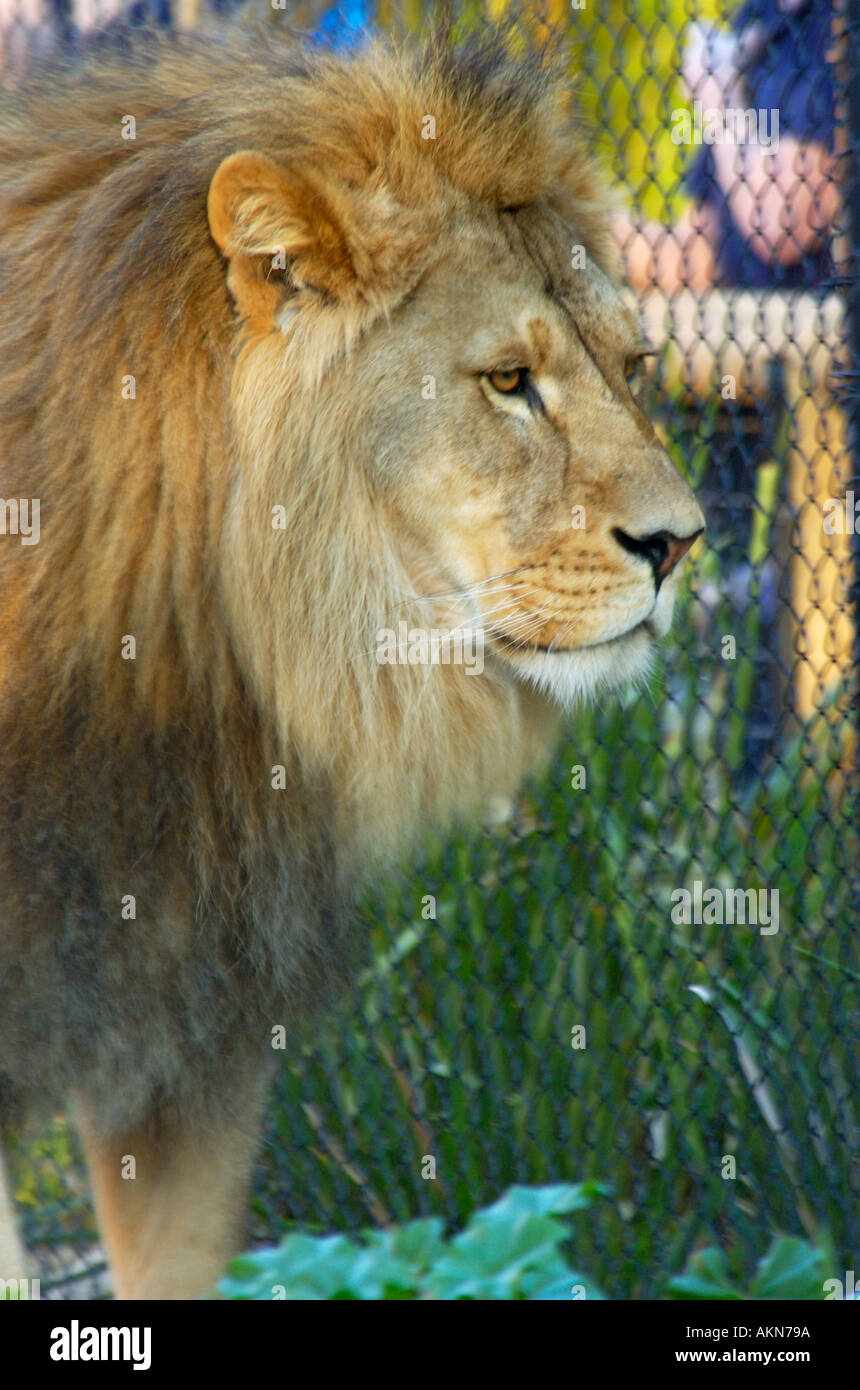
3;0;858;1300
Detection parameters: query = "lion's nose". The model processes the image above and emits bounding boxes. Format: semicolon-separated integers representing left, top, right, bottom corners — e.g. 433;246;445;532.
613;526;703;586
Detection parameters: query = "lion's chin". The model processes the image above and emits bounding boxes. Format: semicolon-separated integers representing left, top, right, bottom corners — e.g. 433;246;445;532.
495;622;657;710
492;572;683;708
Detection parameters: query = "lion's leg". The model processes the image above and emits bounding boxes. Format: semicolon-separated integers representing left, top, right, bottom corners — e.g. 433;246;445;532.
77;1071;270;1301
0;1145;27;1285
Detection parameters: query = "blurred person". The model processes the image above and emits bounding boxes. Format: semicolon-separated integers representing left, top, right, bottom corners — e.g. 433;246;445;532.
0;0;170;69
615;1;839;298
0;0;363;71
614;0;841;778
0;0;57;66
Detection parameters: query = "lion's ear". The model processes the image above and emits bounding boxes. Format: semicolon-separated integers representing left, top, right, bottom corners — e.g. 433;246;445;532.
207;150;356;300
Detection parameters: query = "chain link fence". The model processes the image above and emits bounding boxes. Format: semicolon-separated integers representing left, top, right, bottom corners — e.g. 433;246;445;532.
3;0;858;1300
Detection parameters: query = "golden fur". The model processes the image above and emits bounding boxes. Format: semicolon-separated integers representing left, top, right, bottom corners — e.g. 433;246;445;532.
0;25;702;1297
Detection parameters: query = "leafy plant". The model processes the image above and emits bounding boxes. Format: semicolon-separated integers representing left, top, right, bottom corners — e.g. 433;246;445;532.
222;1187;837;1302
220;1184;607;1300
667;1237;833;1301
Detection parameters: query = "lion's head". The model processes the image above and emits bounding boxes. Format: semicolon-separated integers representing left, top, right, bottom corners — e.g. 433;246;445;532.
0;27;703;867
205;34;703;722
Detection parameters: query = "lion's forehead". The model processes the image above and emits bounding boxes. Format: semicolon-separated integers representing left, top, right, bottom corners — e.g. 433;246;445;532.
417;210;638;378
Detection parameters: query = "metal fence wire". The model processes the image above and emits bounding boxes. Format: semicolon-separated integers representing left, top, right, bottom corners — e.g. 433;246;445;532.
3;0;858;1300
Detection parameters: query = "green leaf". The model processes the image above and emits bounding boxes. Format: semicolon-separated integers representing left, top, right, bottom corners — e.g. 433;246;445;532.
521;1261;607;1301
750;1238;829;1301
362;1217;446;1271
220;1233;363;1301
667;1248;741;1301
477;1182;603;1224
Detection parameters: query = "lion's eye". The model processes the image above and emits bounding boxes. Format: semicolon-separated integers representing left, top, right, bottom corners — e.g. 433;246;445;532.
625;351;654;390
488;367;528;395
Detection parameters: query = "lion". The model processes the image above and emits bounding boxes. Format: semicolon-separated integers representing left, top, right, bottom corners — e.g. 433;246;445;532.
0;25;703;1299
